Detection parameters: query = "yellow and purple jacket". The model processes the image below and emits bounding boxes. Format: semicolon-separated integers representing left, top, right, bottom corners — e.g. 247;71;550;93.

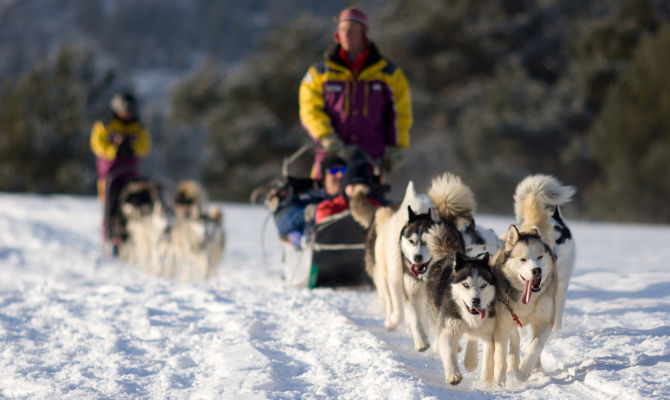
299;43;412;168
90;114;151;180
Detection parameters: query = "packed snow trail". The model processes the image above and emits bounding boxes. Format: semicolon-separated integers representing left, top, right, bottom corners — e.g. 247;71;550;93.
0;194;668;399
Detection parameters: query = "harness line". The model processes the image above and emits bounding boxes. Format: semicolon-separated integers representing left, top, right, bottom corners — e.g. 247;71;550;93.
496;288;523;328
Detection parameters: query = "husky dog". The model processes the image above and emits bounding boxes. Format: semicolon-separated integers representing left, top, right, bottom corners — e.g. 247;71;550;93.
169;180;225;280
492;224;556;386
491;175;574;386
118;179;169;273
427;173;503;258
513;174;576;330
425;243;497;386
393;205;449;351
354;181;434;350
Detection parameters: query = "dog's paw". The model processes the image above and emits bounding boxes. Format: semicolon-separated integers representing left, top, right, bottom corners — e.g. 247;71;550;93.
385;313;402;331
414;342;429;352
446;372;463;386
464;358;478;372
516;368;531;382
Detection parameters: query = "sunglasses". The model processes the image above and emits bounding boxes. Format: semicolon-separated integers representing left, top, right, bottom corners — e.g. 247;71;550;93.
327;166;347;175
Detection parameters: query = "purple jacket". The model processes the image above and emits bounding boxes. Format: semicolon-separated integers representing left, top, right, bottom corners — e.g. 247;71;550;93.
299;43;412;177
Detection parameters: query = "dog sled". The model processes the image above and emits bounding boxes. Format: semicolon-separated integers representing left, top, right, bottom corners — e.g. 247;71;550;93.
252;144;383;289
102;166;224;280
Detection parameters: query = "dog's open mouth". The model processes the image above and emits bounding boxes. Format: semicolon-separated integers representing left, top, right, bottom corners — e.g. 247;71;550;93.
465;303;487;320
521;277;542;304
410;263;428;278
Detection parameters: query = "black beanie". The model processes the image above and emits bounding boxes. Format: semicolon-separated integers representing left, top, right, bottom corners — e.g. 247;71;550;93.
343;160;372;187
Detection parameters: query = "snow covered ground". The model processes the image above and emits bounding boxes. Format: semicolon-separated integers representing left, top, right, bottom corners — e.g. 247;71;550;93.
0;193;668;399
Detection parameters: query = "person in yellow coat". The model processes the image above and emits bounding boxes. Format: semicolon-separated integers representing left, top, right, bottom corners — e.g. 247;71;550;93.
90;92;151;200
299;6;413;179
90;92;151;245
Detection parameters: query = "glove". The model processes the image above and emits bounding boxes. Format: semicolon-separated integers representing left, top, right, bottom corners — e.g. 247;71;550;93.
115;137;135;158
286;231;303;250
319;134;346;156
383;146;405;172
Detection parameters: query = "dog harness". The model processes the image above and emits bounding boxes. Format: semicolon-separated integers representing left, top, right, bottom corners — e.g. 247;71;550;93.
497;288;523;328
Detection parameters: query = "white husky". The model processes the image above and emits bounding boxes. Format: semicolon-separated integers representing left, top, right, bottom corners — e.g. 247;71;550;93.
513;175;576;330
369;182;433;349
169;180;225;280
492;174;575;386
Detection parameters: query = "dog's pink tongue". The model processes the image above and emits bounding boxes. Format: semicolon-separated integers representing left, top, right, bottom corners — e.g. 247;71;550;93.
476;308;486;320
522;279;533;304
411;265;419;278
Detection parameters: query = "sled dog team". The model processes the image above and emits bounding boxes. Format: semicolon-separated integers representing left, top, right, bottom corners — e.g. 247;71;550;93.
117;179;225;280
350;173;576;387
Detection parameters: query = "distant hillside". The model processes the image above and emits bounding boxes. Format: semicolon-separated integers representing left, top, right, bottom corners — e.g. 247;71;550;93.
2;0;670;222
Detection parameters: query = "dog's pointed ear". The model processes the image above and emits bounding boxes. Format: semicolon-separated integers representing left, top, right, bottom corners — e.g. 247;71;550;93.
453;252;465;272
429;207;440;223
402;181;416;205
505;224;520;249
407;205;416;222
480;252;490;264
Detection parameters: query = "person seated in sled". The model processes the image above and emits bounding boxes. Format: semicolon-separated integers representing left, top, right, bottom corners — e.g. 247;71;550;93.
314;159;381;225
299;6;413;180
274;155;347;249
90;91;151;246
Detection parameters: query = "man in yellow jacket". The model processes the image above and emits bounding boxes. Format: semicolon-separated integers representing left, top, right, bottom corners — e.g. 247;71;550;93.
299;6;412;179
90;92;151;246
90;92;151;201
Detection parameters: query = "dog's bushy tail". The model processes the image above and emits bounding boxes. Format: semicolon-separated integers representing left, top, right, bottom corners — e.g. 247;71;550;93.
426;219;464;261
513;175;575;224
427;172;475;230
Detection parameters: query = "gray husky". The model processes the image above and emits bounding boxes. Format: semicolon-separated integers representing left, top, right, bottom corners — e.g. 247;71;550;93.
425;232;497;386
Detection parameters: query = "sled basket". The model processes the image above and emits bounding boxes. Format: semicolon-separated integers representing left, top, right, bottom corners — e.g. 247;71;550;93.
283;210;371;288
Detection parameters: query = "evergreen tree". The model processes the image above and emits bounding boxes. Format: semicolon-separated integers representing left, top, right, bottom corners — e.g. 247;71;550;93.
586;23;670;222
0;46;114;193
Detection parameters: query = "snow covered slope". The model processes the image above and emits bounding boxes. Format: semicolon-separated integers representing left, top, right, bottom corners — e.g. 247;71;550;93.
0;193;668;399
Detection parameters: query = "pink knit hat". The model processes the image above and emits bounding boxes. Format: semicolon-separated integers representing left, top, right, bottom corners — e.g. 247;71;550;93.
337;6;369;28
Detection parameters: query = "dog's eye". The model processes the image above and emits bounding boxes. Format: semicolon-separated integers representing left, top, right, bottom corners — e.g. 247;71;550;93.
408;239;415;245
520;258;527;262
481;283;487;289
537;255;543;260
463;283;470;289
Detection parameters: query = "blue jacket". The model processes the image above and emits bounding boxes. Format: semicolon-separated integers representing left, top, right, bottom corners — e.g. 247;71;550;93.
274;189;332;235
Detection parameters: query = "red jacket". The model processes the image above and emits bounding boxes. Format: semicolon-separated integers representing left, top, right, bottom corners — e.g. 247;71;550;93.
315;194;381;224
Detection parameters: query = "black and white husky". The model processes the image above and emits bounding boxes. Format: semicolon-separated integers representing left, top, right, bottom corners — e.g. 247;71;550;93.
396;205;455;352
424;238;497;386
118;179;169;273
